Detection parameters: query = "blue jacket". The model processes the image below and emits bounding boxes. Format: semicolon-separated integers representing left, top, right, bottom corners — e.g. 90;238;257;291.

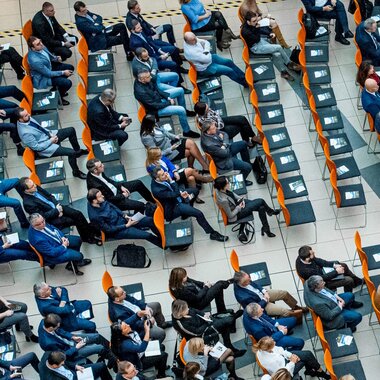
108;302;145;331
181;0;211;30
28;47;62;89
130;32;160;58
234;281;268;309
356;21;380;64
147;156;177;179
75;11;107;52
117;332;148;367
301;0;327;13
361;89;380;120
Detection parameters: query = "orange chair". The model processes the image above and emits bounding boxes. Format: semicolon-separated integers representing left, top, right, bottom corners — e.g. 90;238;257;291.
370;291;380;325
22;20;33;42
245;66;254;92
323;350;338;380
297;28;306;49
179;338;187;365
21;75;34;107
208;157;218;180
102;271;113;293
362;259;376;297
353;5;362;26
153;203;166;251
237;7;244;23
354;48;362;69
297;9;304;26
230;249;240;272
188;65;200;104
19;98;31;114
77;37;89;65
77;82;87;107
79;103;95;160
137;104;146;123
77;59;88;88
22;54;30;76
22;148;40;185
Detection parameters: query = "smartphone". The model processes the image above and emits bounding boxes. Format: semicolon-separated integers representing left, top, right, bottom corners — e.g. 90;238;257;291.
236;198;244;205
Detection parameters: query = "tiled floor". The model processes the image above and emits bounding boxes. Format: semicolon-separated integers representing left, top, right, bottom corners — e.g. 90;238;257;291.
1;0;380;379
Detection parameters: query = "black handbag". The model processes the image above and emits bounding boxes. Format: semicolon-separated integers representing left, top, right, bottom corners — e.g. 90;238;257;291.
290;46;301;65
251;156;268;184
111;244;151;268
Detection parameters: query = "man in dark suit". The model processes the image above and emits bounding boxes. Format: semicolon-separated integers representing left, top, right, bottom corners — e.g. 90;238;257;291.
33;282;95;332
19;177;100;244
243;302;304;350
233;271;306;321
86;158;154;213
301;0;353;45
356;18;380;64
362;78;380;133
87;89;130;146
74;1;133;61
28;213;91;275
32;2;77;60
304;275;363;332
150;167;227;242
126;0;176;45
107;285;169;342
116;361;146;380
0;45;24;79
39;351;112;380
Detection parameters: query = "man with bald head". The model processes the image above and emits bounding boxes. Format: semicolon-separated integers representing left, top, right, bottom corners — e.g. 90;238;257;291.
362;78;380;132
183;32;247;87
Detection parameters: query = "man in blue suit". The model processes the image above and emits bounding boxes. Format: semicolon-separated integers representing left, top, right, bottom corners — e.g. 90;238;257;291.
301;0;352;45
28;213;91;275
362;78;380;133
27;36;73;105
356;18;380;65
243;302;305;350
33;282;95;333
74;1;133;61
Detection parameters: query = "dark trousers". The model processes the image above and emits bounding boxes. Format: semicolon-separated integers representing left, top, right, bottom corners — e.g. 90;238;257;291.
230;141;252;180
0;122;21;144
2;352;40;377
106;23;131;56
198;280;229;312
275;317;305;351
0;240;37;264
62;300;96;333
51;127;81;171
0;85;24;103
222;115;255;142
45;235;83;266
194;11;229;42
237;198;273;229
154;40;183;67
0;301;33;338
141;349;168;378
108;129;129;146
51;62;74;97
160;24;176;44
325;263;362;292
292;350;321;375
311;0;349;35
212;314;236;348
51;46;72;60
0;47;24;78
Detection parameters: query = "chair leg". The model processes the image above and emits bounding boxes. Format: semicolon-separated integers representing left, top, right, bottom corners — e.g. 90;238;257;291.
357;87;363;110
362;113;369;131
322;163;328;181
0;263;15;287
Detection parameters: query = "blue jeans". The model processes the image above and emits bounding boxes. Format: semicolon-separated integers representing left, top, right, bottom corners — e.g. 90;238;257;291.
250;39;290;72
163;86;186;109
0;178;29;226
158;102;190;132
230;141;252;180
0;85;24;106
339;292;363;330
156;71;179;90
200;54;246;86
0;240;37;264
276;316;305;351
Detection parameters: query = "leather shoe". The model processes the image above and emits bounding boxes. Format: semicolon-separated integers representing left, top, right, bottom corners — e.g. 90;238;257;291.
62;99;70;106
210;231;228;242
268;208;281;216
335;35;350;45
186;109;196;117
72;170;86;179
344;30;354;38
126;52;134;61
293;305;309;313
245;180;253;186
161;321;173;329
180;67;189;74
351;300;363;309
65;263;84;275
75;149;89;157
232;348;246;358
287;309;303;325
25;334;39;343
234;309;244;319
77;258;92;267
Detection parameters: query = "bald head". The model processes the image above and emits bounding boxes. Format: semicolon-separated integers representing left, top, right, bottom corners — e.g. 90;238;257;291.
184;32;197;45
365;78;379;93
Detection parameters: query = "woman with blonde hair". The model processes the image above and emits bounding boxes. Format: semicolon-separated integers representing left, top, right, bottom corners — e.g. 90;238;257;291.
254;336;330;379
261;368;293;380
239;0;290;48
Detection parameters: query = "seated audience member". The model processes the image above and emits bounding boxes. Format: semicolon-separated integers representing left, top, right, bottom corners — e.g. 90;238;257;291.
134;70;199;138
0;352;40;379
126;0;176;45
356;19;380;64
301;0;352;45
0;238;37;264
0;111;24;156
200;120;253;186
19;177;101;244
74;1;133;60
87;188;161;247
0;296;38;343
262;368;292;380
132;47;181;91
130;21;186;88
32;2;77;61
169;267;233;313
0;178;29;228
183;337;241;379
38;314;116;367
295;245;362;292
183;362;202;380
240;0;290;48
254;336;330;379
111;320;170;379
0;85;24;110
33;282;96;333
241;12;300;81
86;158;154;213
27;36;74;105
151;167;228;242
28;213;91;276
117;360;146;380
361;78;380;133
233;271;307;320
107;285;170;342
183;32;247;87
141;115;207;169
303;275;363;332
16;107;87;179
87;89;130;147
180;0;238;50
171;300;245;357
146;147;212;204
339;376;356;380
356;61;380;89
214;176;280;238
243;303;304;351
0;45;24;79
195;101;261;147
39;351;112;380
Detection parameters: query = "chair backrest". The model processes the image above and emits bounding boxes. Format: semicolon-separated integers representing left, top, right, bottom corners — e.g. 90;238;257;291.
315;316;329;352
316;120;328;150
208;158;218;180
237;7;244;23
276;187;290;226
262;136;273;167
249;90;259;114
371;291;380;324
302;73;312;99
362;259;376;296
77;82;87;107
297;8;305;26
297;28;306;48
245;66;253;91
21;75;34;106
188;64;198;88
254;115;264;140
20;98;31;114
295;268;305;284
29;244;44;268
102;271;113;294
137;104;146;123
77;59;88;87
367;112;375;132
270;162;281;192
179;337;187;365
229;249;240;272
22;54;30;76
182;14;191;34
323;141;336;174
22;148;40;185
213;190;228;226
298;49;307;71
77;37;89;64
323;349;338;380
355;48;362;69
353;5;362;26
241;42;250;67
329;169;341;208
354;230;368;265
153;205;166;249
22;20;33;42
81;126;95;160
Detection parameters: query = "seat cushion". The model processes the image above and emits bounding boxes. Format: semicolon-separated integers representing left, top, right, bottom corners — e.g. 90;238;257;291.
324;327;358;358
32;90;59;112
327;133;353;156
165;220;194;247
250;62;275;82
272;150;300;174
264;127;292;151
33;111;60;131
363;244;380;271
255;82;280;103
46;185;71;206
279;175;308;199
333;156;361;180
312;87;337;108
338;184;366;207
307;65;331;85
92;140;121;163
88;52;114;73
36;160;66;184
87;74;114;95
318;109;343;131
305;45;329;63
287;200;316;225
259;104;285;125
240;262;271;287
333;359;366;380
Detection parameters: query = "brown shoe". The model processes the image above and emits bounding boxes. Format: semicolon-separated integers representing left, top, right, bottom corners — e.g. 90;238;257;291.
281;71;294;81
287;309;303;325
287;62;302;73
293;305;309;313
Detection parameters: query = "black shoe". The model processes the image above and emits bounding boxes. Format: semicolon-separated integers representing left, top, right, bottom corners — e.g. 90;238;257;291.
210;231;229;242
17;74;25;80
195;197;205;204
261;227;276;238
183;130;200;138
62;99;70;106
344;30;354;38
351;326;357;332
48;264;56;269
126;51;134;61
244;180;253;186
87;236;103;246
72;170;87;179
185;109;196;117
77;258;92;267
351;300;363;309
75;149;89;157
16;324;33;332
16;145;25;156
354;277;364;287
268;208;281;216
161;321;173;329
335;35;350;45
25;334;39;343
234;310;244;319
65;263;84;275
238;232;248;243
232;348;246;358
182;87;192;94
180;67;189;74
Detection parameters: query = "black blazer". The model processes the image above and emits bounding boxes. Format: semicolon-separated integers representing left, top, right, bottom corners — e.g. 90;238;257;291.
22;186;60;221
133;80;170;115
87;96;127;141
126;11;154;35
32;11;66;50
86;172;125;204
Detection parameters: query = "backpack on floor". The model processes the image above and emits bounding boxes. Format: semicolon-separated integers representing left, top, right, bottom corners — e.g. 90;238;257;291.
251;156;268;184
